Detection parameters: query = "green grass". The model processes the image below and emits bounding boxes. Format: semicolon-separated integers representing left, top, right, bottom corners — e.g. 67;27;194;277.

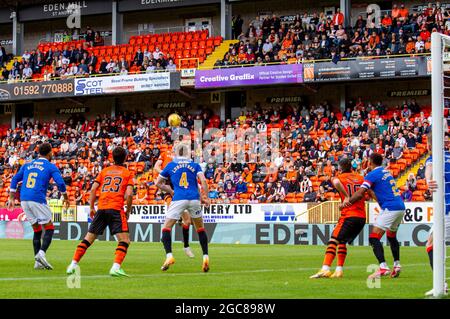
0;239;443;299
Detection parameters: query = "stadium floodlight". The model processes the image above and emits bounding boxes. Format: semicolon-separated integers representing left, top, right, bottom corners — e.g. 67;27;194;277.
431;31;449;298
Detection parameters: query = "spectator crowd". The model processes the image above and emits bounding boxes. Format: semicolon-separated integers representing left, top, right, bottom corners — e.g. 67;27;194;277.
215;2;449;67
0;96;431;206
0;26;178;83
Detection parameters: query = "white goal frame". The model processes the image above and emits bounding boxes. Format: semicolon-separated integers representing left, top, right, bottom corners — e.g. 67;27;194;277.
431;31;449;298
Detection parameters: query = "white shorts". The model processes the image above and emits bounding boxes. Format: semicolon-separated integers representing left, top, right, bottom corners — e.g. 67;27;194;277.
20;201;53;225
166;200;202;220
374;209;405;232
429;215;450;242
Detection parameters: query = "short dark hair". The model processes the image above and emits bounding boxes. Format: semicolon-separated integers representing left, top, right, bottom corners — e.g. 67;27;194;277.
338;158;352;173
370;153;383;166
112;146;127;165
38;143;52;156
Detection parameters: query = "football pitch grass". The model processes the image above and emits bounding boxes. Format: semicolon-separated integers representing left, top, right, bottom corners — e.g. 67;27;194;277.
0;239;445;299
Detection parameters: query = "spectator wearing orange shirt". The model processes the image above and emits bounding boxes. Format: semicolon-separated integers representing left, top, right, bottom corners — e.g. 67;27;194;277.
391;4;400;20
405;37;416;53
420;26;431;42
136;183;148;204
381;14;393;32
242;167;253;183
368;31;380;51
398;4;409;22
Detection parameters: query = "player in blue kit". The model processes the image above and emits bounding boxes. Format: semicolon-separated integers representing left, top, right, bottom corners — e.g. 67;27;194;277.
343;153;405;279
423;133;450;295
155;144;211;272
7;143;69;270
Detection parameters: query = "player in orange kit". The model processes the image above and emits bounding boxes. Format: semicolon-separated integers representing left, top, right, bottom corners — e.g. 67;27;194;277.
154;146;194;258
66;146;134;277
310;158;367;279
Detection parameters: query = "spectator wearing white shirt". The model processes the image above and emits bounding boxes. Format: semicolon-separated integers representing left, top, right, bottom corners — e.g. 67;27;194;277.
299;175;312;193
415;36;424;52
22;50;31;61
166;59;177;71
77;163;88;175
22;64;33;79
106;59;115;71
153;47;163;60
396;133;407;148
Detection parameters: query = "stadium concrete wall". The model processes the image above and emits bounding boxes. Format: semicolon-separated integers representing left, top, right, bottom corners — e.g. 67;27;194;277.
0;221;431;246
122;5;221;41
23;14;112;51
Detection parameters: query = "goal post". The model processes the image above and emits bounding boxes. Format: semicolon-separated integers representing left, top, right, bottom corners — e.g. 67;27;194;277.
431;31;448;298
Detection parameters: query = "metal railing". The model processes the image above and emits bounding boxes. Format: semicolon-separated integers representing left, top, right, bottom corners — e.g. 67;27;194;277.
201;52;431;70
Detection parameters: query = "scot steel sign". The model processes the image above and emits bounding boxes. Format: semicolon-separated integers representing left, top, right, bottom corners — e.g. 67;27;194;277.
74;72;179;96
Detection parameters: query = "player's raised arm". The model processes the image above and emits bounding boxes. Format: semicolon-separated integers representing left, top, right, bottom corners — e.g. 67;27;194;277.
7;164;25;210
51;164;69;208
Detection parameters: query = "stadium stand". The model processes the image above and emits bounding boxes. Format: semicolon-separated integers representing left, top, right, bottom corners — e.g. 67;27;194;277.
214;2;448;67
1;29;222;82
0;99;431;206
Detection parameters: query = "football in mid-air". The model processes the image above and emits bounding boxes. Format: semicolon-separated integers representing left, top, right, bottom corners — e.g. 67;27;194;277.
168;113;182;127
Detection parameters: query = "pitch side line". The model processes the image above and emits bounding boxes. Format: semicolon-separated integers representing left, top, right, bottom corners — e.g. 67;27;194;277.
0;263;429;282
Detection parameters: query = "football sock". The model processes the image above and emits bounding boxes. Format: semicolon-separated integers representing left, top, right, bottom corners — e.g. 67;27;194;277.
427;246;433;269
197;228;208;255
337;243;347;267
182;224;190;248
73;239;91;263
161;228;172;254
335;266;343;272
369;233;385;264
322;240;337;267
40;224;55;253
114;241;129;266
387;231;400;262
33;225;42;255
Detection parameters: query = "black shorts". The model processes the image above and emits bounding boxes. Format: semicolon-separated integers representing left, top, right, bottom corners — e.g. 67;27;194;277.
331;217;366;243
88;209;129;236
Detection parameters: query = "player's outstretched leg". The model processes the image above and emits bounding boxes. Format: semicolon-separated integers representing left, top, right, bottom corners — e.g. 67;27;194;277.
110;233;130;277
331;243;347;278
310;238;337;278
368;230;390;279
387;231;401;278
32;224;44;270
161;227;176;271
35;223;55;270
67;233;96;275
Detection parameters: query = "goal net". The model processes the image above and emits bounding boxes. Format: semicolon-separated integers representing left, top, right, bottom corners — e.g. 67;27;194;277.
431;32;450;297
